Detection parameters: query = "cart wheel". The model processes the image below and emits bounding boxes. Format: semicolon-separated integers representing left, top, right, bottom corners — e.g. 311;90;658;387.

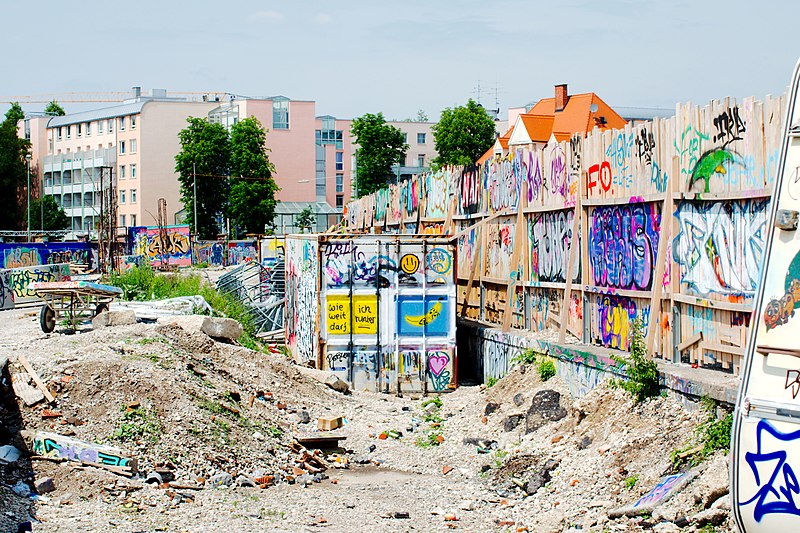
95;303;109;316
40;305;56;333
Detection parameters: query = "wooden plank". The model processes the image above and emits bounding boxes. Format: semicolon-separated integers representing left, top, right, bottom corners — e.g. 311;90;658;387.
17;354;55;403
677;331;703;352
582;192;666;206
646;163;675;356
672;189;771;201
502;181;528;331
701;341;746;357
460;225;483;317
24;430;137;474
11;372;44;406
672;293;754;313
559;193;582;342
581;285;652;299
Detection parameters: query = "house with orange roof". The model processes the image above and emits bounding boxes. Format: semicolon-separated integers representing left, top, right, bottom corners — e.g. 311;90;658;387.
481;84;627;162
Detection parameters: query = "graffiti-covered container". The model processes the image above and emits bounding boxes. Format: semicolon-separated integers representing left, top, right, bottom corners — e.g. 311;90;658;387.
285;234;457;394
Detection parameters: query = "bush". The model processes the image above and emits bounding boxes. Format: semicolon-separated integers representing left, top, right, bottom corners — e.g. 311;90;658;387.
538;360;556;381
670;398;733;469
610;318;659;403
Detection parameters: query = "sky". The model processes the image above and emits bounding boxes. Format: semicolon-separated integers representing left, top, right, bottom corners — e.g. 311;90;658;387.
1;0;798;121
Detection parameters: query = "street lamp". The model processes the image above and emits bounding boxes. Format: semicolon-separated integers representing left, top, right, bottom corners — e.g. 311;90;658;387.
26;154;31;241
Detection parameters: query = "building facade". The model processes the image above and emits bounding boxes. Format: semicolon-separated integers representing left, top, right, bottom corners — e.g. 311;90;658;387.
27;91;216;232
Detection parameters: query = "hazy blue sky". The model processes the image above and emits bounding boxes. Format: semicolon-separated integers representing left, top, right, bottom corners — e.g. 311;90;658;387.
1;0;797;121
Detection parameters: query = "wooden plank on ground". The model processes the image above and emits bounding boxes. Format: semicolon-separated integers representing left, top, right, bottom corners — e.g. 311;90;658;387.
11;372;44;406
17;354;56;403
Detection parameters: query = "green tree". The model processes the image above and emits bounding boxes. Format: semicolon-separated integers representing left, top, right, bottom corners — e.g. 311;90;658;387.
0;102;30;229
351;113;407;197
28;196;69;230
432;99;496;166
296;206;314;233
44;100;66;116
228;117;279;236
175;118;230;239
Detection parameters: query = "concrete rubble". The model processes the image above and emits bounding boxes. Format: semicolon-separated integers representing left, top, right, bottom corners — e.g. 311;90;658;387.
0;305;736;532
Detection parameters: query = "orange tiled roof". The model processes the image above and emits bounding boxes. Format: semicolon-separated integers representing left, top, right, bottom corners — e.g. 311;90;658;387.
518;114;555;143
528;92;627;134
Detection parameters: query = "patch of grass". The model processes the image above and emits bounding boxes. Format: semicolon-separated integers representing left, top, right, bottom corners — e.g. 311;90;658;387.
538;359;556;382
624;474;639;490
511;348;537;367
486;377;498;388
416;430;444;448
670;397;733;469
697;525;717;533
492;449;508;469
421;396;442;409
136;337;161;346
112;404;162;443
609;318;659;403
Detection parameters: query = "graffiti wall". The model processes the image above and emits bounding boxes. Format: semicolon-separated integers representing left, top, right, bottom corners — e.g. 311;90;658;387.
0;242;95;270
285;237;319;365
292;235;457;393
345;93;785;373
5;263;70;305
193;241;225;266
131;225;192;267
0;269;14;310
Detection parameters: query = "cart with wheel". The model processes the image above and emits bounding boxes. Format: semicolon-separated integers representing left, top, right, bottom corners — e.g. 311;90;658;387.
30;281;124;333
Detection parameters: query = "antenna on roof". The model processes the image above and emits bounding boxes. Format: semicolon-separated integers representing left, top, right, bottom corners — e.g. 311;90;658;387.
474;80;482;105
589;103;599;113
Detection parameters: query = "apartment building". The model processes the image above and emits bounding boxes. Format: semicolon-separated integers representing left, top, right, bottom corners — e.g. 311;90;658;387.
28;90;216;231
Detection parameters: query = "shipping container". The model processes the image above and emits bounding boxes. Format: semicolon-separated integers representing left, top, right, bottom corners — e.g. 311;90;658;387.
285;234;457;394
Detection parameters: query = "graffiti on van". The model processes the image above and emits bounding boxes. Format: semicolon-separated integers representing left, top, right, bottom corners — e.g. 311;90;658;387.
739;419;800;522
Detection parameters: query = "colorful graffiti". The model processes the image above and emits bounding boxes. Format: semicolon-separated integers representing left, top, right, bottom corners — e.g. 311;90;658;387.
32;431;134;468
529;209;578;283
0;270;14;310
131;226;192;267
227;241;258;265
486;153;519;213
589;203;660;290
425;169;450;219
486;219;518;281
194;241;225;266
286;238;318;364
674;200;767;296
326;294;378;335
0;242;94;270
595;294;649;350
398;295;450;337
6;264;70;304
458;166;482;216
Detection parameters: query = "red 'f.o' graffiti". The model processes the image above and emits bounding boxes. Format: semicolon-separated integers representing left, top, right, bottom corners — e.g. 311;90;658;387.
587;161;612;193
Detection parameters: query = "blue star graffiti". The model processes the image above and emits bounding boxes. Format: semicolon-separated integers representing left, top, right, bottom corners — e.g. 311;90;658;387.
740;419;800;522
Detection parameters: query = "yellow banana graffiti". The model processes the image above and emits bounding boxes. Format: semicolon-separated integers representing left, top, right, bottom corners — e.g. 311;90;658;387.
404;301;442;327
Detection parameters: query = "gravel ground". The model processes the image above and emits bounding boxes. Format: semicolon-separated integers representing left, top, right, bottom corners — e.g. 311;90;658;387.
0;305;733;532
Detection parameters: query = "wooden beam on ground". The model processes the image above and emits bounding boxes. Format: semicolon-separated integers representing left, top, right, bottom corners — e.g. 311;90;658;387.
17;354;55;403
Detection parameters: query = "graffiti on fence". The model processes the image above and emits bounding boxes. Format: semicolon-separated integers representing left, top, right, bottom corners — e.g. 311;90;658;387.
194;241;225;266
529;209;579;283
131;226;192;267
595;294;649;350
486;219;518;281
0;270;14;310
673;200;767;296
486;153;519;213
425;169;450;219
589;203;660;290
286;239;318;363
398;295;450;337
6;264;70;304
228;241;258;265
1;242;94;269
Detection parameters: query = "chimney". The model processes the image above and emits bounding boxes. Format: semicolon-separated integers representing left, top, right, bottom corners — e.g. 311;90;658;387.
131;86;141;99
555;84;568;112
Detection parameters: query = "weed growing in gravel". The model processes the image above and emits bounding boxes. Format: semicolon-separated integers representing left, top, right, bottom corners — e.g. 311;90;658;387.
670;398;733;469
697;525;717;533
416;430;444;448
112;404;163;443
511;348;537;367
538;360;556;382
492;449;508;469
624;474;639;490
609;318;659;403
486;377;498;388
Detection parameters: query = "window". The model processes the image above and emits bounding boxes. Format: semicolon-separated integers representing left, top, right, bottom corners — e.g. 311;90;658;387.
77;123;82;137
119;165;125;179
417;132;426;144
119;141;125;154
130;139;137;153
108;119;113;133
418;154;425;167
335;151;343;171
131;115;136;129
131;214;136;226
272;98;289;129
86;122;91;136
131;189;137;203
336;173;343;193
402;132;408;143
336;195;344;208
120;190;126;204
120;214;126;226
57;127;62;141
130;163;136;178
98;120;103;134
119;116;125;131
66;125;71;139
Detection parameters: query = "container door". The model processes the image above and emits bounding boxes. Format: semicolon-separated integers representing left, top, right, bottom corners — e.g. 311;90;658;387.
732;59;800;532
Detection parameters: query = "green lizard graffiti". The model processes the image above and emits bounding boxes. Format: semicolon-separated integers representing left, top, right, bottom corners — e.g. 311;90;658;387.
688;148;740;193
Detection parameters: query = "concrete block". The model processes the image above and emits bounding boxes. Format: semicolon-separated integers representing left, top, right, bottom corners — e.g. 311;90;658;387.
295;365;349;393
201;317;243;341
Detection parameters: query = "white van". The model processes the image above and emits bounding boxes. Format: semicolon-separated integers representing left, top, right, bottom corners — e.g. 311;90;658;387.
732;60;800;531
